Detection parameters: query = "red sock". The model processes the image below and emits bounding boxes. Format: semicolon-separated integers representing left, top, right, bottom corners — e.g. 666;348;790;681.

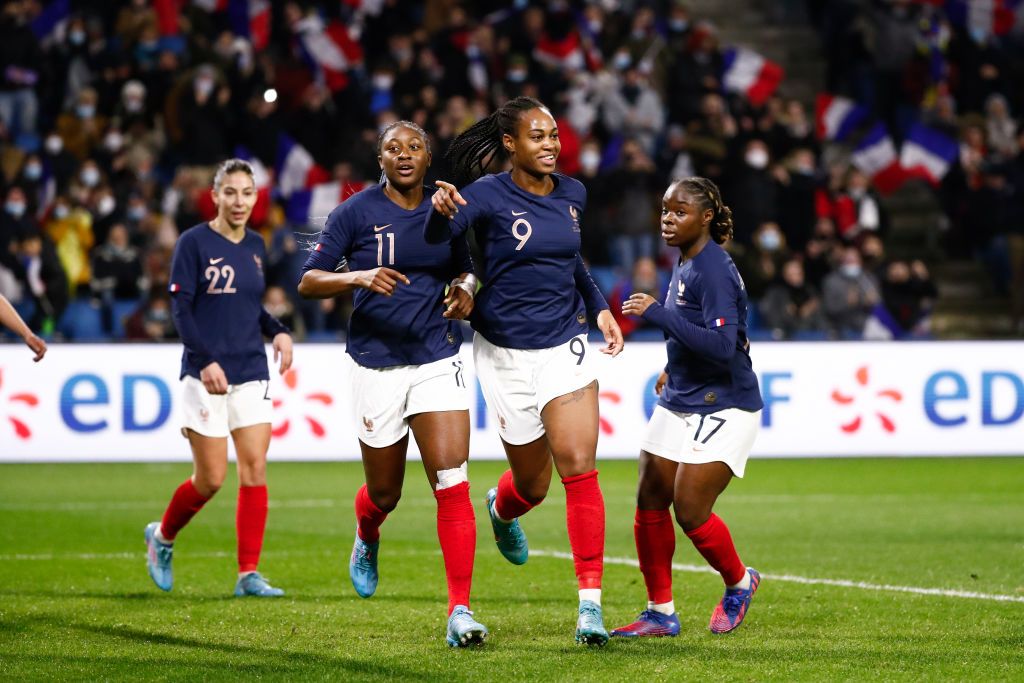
635;508;675;603
159;478;209;541
355;484;387;543
434;481;476;615
562;470;604;590
684;513;746;586
236;485;268;574
494;469;537;521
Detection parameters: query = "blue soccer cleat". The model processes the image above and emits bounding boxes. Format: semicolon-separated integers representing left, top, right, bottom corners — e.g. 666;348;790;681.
446;605;488;648
234;571;285;597
575;600;609;646
144;521;173;592
485;487;528;565
610;609;681;638
709;568;761;634
349;534;379;598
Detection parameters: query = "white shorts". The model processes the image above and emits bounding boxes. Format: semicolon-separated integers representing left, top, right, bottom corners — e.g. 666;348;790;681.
180;376;273;438
641;405;761;478
348;354;470;448
474;333;597;446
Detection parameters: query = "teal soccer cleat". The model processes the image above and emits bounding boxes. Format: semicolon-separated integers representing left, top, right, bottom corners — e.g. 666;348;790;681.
144;521;173;592
484;488;528;565
446;605;488;647
575;600;609;646
234;572;285;597
349;535;379;598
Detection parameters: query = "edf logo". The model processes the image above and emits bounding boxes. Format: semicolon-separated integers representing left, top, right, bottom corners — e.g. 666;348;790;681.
60;374;171;432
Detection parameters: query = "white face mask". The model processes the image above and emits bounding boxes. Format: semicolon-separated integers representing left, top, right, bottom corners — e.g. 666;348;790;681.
104;131;124;152
54;204;70;219
80;168;100;187
372;74;394;90
579;150;600;173
45;136;63;154
76;104;95;119
840;264;862;278
745;149;769;169
195;77;215;97
758;231;781;251
97;195;116;216
24;162;42;180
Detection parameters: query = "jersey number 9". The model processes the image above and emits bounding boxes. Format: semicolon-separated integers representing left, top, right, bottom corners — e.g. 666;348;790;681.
512;218;532;251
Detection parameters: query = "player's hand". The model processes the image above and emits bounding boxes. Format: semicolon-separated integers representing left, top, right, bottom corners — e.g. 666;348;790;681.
655;370;668;396
443;286;474;319
622;292;656;317
200;362;229;395
359;267;410;296
431;180;467;219
596;309;624;357
24;333;46;362
272;333;293;375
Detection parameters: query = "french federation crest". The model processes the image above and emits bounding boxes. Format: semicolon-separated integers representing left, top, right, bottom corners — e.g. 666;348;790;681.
253;254;263;275
676;280;686;304
568;205;580;232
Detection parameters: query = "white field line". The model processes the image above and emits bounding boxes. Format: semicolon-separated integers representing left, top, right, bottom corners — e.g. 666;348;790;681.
530;550;1024;605
0;499;338;512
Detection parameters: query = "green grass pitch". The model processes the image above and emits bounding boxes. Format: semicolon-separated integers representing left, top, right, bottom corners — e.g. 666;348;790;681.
1;457;1022;681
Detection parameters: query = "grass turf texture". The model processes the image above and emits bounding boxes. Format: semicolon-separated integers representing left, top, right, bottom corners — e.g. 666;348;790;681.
0;458;1022;681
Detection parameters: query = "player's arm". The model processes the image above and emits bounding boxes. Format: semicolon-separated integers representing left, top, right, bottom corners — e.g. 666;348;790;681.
574;253;623;356
443;235;476;320
168;236;220;385
424;180;476;243
0;294;46;361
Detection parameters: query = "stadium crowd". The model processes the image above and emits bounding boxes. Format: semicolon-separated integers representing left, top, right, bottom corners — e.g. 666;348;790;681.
0;0;1021;343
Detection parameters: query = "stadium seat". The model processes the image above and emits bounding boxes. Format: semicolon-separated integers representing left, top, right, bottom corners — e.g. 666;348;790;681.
588;266;619;298
111;299;142;338
305;330;341;342
58;299;105;341
792;329;830;341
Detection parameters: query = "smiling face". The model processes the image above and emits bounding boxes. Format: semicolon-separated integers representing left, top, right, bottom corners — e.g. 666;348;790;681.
378;124;430;192
660;183;712;249
504;107;560;177
212;171;257;230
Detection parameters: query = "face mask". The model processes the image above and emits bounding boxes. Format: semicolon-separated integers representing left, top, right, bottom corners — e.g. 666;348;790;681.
147;309;170;323
793;163;814;175
104;131;124;152
24;162;42;180
613;52;631;70
5;201;25;218
580;150;600;173
849;187;865;199
53;205;69;219
758;231;781;251
69;29;86;45
125;97;144;113
670;18;689;32
97;195;116;216
745;149;769;169
392;48;412;63
266;304;289;318
76;104;95;119
840;264;862;278
372;75;394;90
128;205;146;221
970;26;988;44
195;77;215;97
80;168;100;187
507;69;527;83
45;136;63;154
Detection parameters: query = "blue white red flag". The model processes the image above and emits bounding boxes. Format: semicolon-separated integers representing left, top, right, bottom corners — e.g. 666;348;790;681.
815;94;868;142
721;47;784;107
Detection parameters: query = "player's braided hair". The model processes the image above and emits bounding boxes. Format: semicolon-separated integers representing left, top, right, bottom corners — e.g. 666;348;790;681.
677;176;734;244
445;96;548;187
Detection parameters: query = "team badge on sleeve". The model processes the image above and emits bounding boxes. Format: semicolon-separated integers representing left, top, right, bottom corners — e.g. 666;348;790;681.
169;283;180;293
713;317;726;327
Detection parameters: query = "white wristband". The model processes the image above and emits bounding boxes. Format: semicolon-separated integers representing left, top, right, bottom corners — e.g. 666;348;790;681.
451;279;475;299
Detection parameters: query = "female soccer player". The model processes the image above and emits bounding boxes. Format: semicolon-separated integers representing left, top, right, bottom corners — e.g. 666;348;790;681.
145;158;293;598
612;177;762;638
426;96;624;646
298;121;487;648
0;294;46;361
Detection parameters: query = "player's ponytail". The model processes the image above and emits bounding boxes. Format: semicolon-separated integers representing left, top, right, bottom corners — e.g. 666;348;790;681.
678;176;734;244
445;96;548;187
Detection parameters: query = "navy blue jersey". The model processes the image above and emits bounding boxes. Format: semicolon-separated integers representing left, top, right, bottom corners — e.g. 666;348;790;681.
425;172;607;349
301;184;473;368
642;241;763;414
169;223;288;383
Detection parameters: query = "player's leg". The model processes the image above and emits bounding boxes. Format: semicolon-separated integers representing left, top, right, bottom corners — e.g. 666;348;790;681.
541;379;608;646
231;420;283;597
611;449;681;638
675;408;761;633
145;378;228;591
410;407;486;647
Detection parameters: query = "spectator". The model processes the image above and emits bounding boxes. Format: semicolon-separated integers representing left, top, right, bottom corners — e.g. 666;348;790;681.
759;257;826;339
866;259;937;339
0;1;42;138
608;257;668;339
263;285;305;342
177;65;232;166
727;139;779;245
601;67;665;156
607;138;660;271
55;87;107;161
123;291;177;341
17;231;68;333
822;246;881;339
91;222;144;304
739;221;790;301
44;197;94;296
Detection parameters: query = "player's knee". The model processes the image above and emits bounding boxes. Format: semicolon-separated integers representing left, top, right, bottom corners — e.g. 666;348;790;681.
370;488;401;513
193;474;224;498
674;501;711;532
637;480;673;510
518;479;549;506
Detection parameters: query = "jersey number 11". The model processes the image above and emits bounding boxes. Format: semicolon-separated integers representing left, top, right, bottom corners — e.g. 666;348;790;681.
376;232;395;266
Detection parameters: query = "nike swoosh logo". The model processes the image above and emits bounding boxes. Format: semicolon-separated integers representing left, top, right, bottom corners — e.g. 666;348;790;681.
209;257;224;265
511;210;527;216
374;224;392;231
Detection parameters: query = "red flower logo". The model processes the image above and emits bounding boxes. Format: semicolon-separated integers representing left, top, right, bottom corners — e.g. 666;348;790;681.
271;368;333;438
598;390;621;435
0;368;39;439
830;365;902;433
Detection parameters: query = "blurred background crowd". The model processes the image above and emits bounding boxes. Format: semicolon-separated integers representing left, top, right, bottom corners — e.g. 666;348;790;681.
0;0;1022;344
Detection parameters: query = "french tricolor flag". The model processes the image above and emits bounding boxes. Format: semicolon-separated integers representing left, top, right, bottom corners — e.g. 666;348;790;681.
293;14;363;92
721;47;784;107
815;94;868;142
946;0;1022;37
286;181;367;225
276;135;330;199
228;0;271;52
712;317;726;327
169;283;181;293
900;123;958;186
851;123;906;195
30;0;70;45
534;32;586;72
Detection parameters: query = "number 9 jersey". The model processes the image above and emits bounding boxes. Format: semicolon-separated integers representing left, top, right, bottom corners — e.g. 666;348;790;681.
168;223;288;384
